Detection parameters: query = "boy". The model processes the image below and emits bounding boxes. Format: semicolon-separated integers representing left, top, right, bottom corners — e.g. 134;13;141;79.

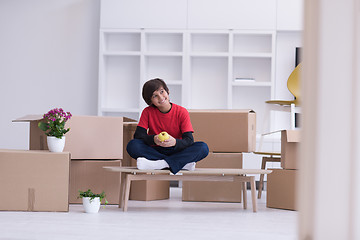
126;78;209;174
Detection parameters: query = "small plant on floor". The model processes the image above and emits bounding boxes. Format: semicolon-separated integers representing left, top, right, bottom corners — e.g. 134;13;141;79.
78;189;108;207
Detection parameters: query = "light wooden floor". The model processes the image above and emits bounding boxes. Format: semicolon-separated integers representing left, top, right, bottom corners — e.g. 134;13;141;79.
0;187;298;240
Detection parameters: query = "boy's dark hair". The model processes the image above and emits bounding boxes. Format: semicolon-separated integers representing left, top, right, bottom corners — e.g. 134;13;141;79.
142;78;169;105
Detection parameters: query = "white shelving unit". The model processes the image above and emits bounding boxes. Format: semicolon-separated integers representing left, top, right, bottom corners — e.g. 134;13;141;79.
98;30;186;120
188;30;275;130
98;29;276;132
98;0;303;129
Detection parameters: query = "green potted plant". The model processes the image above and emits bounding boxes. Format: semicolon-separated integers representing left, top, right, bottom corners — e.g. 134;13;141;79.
78;189;108;213
38;108;72;152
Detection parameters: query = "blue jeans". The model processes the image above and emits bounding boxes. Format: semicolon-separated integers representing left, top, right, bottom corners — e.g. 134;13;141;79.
126;139;209;174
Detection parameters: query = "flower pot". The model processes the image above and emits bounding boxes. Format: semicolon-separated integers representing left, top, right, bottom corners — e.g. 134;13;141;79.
47;136;65;152
82;197;101;213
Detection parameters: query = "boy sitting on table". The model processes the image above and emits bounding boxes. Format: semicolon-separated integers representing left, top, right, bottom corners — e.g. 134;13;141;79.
126;78;209;174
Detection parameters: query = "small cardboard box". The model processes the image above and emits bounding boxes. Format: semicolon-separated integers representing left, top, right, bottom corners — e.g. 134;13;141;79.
130;180;170;201
266;169;298;211
182;152;243;202
13;115;136;159
0;149;70;212
122;122;170;201
69;160;121;204
189;110;256;152
281;130;300;169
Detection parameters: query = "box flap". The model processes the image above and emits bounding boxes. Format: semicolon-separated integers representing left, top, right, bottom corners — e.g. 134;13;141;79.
123;117;137;123
284;130;300;142
12;115;43;122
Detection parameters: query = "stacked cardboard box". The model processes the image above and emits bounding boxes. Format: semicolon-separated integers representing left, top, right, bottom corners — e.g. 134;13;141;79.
13;115;135;205
182;110;256;202
266;130;300;210
182;152;243;202
0;149;70;212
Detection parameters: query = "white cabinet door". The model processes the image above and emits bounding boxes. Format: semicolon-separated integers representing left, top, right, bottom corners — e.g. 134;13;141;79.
277;0;304;31
188;0;277;30
100;0;187;29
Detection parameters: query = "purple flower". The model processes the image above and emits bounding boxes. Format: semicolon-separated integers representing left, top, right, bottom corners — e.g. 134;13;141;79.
40;107;72;137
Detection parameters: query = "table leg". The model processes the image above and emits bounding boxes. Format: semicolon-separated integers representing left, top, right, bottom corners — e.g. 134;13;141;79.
119;172;127;209
250;176;257;212
258;157;266;199
123;174;132;212
242;181;247;209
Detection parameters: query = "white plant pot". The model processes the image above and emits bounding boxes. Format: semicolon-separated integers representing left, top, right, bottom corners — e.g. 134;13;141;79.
82;197;101;213
47;136;65;152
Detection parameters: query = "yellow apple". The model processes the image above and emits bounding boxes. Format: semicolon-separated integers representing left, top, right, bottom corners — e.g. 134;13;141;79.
158;131;170;142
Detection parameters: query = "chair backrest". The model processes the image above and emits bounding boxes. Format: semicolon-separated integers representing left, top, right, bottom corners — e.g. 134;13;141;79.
287;63;301;105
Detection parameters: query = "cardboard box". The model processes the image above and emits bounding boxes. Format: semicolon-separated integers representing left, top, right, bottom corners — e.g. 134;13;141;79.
69;160;121;204
266;169;298;210
0;149;70;212
122;122;170;201
123;122;138;167
189;110;256;152
182;152;243;202
130;180;170;201
13;115;136;159
281;130;300;169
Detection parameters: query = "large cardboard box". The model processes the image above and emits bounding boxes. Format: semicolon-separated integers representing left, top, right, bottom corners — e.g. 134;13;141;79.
182;152;243;202
69;160;121;204
123;122;170;201
13;115;136;159
266;169;298;210
0;149;70;212
281;130;300;169
189;110;256;152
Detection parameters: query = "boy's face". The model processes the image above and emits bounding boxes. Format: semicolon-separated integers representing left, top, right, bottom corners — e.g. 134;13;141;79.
150;87;170;111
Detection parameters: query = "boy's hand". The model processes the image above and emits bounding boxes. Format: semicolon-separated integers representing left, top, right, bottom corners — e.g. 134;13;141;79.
154;134;176;147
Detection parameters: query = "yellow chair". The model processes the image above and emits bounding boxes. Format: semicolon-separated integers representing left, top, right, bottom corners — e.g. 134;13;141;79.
265;63;301;129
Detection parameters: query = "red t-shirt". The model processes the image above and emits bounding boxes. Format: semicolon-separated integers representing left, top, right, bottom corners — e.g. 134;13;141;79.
138;103;193;139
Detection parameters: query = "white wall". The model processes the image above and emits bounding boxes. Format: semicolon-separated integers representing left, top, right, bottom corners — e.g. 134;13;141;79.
0;0;100;149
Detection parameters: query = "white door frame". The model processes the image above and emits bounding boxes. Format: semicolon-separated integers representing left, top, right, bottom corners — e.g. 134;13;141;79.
299;0;360;239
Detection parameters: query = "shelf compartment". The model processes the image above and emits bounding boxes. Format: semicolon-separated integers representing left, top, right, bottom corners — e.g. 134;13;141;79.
104;32;141;52
145;56;182;81
144;52;183;57
167;84;182;106
233;57;272;83
103;51;141;56
233;34;272;54
191;33;229;53
232;86;271;133
232;82;272;87
232;53;272;58
190;56;228;109
189;53;229;57
102;56;140;110
166;80;183;85
145;33;183;52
